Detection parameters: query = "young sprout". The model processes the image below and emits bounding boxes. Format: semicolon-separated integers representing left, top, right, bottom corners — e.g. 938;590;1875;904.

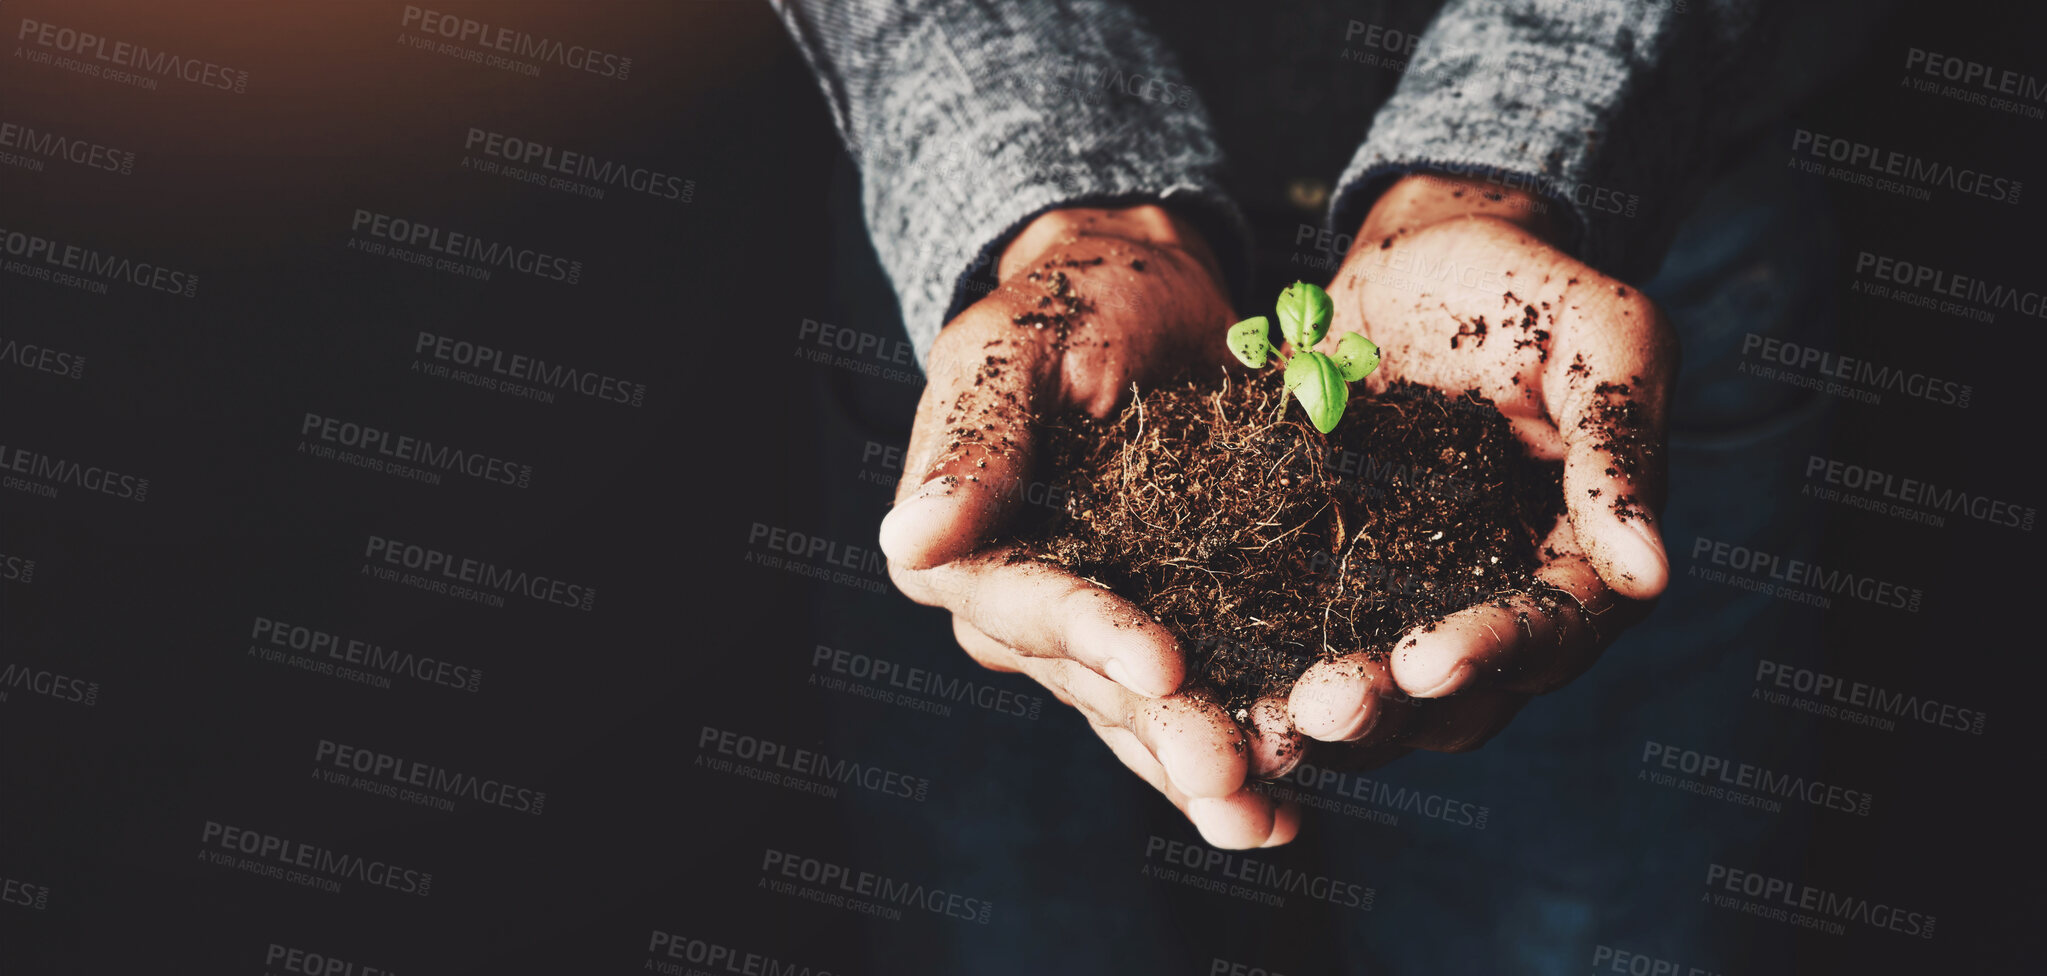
1225;281;1381;433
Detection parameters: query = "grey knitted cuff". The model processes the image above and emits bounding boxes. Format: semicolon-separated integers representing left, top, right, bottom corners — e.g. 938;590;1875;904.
834;13;1249;366
1326;24;1661;281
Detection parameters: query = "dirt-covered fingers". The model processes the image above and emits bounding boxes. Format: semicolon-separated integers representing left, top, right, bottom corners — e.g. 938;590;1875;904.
890;551;1184;698
1287;653;1401;743
1091;724;1300;849
951;618;1248;800
1545;299;1676;601
1385;599;1563;701
881;308;1054;571
1243;696;1306;780
950;614;1022;674
1288;648;1524;754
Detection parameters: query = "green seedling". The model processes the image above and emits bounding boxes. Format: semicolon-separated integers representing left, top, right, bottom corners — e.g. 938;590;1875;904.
1226;281;1381;433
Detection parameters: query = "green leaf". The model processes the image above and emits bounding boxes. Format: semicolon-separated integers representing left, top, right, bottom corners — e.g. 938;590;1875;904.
1333;332;1381;382
1275;281;1333;350
1226;317;1273;368
1283;351;1348;433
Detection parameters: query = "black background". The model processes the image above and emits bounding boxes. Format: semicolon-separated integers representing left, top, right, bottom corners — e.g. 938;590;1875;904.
3;1;2042;972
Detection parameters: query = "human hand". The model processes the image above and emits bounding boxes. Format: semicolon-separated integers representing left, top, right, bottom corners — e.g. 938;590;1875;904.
1287;173;1677;759
881;205;1301;848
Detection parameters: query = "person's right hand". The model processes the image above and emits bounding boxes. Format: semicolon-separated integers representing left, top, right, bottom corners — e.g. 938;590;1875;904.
881;204;1301;849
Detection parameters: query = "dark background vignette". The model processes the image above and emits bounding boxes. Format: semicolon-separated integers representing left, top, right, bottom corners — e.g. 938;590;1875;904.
0;1;2040;973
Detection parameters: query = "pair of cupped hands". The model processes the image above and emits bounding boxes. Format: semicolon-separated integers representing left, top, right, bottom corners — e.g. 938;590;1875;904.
881;173;1677;848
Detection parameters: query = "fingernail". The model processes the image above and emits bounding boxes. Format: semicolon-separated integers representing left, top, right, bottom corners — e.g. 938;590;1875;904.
1628;517;1668;566
878;479;957;564
1105;657;1174;698
1617;517;1670;593
1339;692;1382;742
1265;751;1303;781
1410;661;1470;699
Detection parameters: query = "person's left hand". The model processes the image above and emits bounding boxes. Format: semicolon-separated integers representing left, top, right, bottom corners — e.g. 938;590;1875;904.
1284;172;1677;764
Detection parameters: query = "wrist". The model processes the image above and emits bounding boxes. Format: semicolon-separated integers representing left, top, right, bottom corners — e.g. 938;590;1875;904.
998;204;1224;285
1357;172;1565;248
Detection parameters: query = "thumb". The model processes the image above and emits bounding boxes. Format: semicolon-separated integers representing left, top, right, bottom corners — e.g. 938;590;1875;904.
880;311;1051;570
1547;300;1676;601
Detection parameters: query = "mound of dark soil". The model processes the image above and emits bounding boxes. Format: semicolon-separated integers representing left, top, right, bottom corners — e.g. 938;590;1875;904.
1015;369;1568;714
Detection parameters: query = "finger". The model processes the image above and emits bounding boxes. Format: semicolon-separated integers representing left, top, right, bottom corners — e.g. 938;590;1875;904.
1244;696;1306;780
891;551;1184;698
1506;414;1566;460
1512;539;1647;693
1093;724;1299;849
1387;523;1643;699
1546;298;1676;601
881;308;1053;570
950;615;1022;674
987;639;1247;800
1120;690;1252;799
1287;653;1399;743
1386;596;1565;700
1389;688;1528;753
